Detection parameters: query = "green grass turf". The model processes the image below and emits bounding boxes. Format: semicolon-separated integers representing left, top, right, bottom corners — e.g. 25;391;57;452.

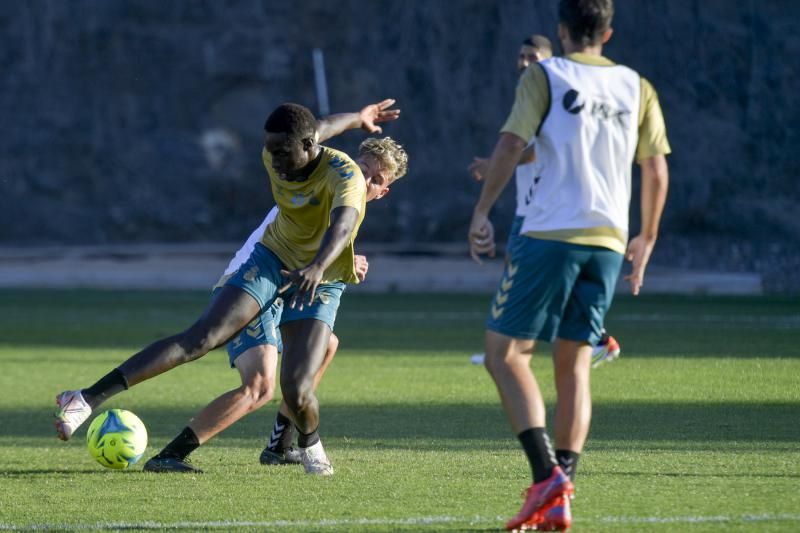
0;289;799;531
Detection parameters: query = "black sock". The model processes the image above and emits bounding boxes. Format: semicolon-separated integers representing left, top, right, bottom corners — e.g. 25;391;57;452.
157;427;200;461
81;368;129;410
267;412;295;452
297;427;320;448
556;449;580;481
518;428;557;483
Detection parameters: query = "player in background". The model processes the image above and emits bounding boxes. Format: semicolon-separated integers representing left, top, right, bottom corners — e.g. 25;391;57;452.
469;33;620;369
144;135;407;473
55;100;404;477
468;0;669;529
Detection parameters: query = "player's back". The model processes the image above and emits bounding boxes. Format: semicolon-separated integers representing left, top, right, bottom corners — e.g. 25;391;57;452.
520;54;641;252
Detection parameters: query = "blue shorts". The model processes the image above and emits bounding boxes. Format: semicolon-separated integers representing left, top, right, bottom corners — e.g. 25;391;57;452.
226;301;283;368
506;215;525;257
224;243;345;363
486;236;623;345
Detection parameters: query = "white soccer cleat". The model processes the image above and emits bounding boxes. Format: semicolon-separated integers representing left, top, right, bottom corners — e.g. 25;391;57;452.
54;390;92;441
300;440;334;476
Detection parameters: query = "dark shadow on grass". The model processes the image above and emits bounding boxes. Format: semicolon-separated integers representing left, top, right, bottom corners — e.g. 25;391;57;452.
5;401;799;448
2;290;799;357
584;470;800;479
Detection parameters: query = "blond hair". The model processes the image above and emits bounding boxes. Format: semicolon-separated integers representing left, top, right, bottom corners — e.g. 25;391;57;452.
358;136;408;182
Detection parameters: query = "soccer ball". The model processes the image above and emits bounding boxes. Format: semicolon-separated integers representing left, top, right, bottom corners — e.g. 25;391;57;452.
86;409;148;469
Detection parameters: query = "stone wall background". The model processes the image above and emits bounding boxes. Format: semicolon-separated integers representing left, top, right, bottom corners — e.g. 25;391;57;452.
1;1;798;290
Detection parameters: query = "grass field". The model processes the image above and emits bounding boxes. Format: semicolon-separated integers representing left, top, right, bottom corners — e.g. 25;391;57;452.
1;289;799;531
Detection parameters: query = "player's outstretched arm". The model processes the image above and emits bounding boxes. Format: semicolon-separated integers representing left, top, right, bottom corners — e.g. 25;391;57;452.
316;99;400;143
624;154;669;295
279;206;359;309
468;132;527;262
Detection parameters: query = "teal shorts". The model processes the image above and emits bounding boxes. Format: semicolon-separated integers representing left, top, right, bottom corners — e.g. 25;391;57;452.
507;215;525;256
224;243;345;364
226;301;283;368
486;236;623;345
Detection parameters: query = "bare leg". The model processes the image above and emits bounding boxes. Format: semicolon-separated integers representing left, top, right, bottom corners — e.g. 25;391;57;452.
188;344;279;444
278;319;331;433
483;330;545;432
118;286;261;386
552;338;593;452
277;331;338;418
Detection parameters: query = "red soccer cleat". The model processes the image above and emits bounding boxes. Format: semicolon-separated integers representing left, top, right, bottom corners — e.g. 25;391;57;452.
531;493;573;531
505;466;574;531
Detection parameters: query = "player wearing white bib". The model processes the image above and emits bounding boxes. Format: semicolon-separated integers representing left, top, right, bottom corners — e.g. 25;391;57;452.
468;1;670;530
470;34;621;369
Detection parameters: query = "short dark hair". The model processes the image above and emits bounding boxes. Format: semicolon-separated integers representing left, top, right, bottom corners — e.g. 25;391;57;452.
558;0;614;47
264;103;317;140
522;34;552;54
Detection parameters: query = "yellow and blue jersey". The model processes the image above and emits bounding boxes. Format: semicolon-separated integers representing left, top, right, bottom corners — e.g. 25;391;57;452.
260;146;366;284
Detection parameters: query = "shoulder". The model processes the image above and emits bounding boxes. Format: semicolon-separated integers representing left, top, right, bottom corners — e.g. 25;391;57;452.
520;61;549;91
322;147;363;181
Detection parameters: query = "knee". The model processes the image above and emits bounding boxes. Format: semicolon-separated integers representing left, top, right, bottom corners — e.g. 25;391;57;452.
176;327;215;363
178;320;230;362
327;333;340;355
241;377;275;411
281;378;313;412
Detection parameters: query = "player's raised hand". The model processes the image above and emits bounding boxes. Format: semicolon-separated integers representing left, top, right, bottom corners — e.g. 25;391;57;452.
359;99;400;134
354;254;369;282
468;211;496;264
279;264;325;310
468;157;489;181
623;235;656;295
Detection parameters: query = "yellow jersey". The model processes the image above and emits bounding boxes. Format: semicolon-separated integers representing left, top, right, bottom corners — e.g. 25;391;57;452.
260;146;366;284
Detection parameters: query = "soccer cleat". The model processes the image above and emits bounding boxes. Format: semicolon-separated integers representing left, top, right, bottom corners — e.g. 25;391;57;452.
54;390;92;441
259;446;303;465
300;440;333;476
143;455;203;473
525;494;572;531
505;466;574;531
591;334;621;369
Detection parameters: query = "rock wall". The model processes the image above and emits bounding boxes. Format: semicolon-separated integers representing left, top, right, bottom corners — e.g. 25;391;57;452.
1;1;798;289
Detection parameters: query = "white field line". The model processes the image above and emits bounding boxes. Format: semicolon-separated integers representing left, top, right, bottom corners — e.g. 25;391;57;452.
2;513;800;530
345;310;800;328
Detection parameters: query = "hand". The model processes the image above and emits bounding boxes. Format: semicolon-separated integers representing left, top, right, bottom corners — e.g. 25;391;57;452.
359;99;400;134
623;235;657;295
354;254;369;282
279;263;325;310
468;157;489;181
468;210;496;263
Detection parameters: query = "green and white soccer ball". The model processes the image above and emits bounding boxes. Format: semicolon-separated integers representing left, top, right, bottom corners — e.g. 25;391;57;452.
86;409;147;469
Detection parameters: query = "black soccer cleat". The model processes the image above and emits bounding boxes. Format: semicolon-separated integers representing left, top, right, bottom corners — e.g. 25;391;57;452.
143;455;203;473
259;446;303;465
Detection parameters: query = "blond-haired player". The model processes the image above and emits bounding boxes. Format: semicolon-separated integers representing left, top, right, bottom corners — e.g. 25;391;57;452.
141;135;408;473
55;100;407;478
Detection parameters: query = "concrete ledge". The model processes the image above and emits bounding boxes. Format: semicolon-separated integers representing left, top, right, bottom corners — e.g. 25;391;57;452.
0;245;763;295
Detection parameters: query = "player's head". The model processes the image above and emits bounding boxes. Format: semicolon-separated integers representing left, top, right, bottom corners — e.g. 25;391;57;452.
557;0;614;48
518;34;553;72
263;103;318;176
357;137;409;202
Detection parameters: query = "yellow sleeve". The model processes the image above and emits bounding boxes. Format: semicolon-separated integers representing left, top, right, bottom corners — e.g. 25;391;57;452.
500;64;549;142
331;164;366;213
636;78;671;162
